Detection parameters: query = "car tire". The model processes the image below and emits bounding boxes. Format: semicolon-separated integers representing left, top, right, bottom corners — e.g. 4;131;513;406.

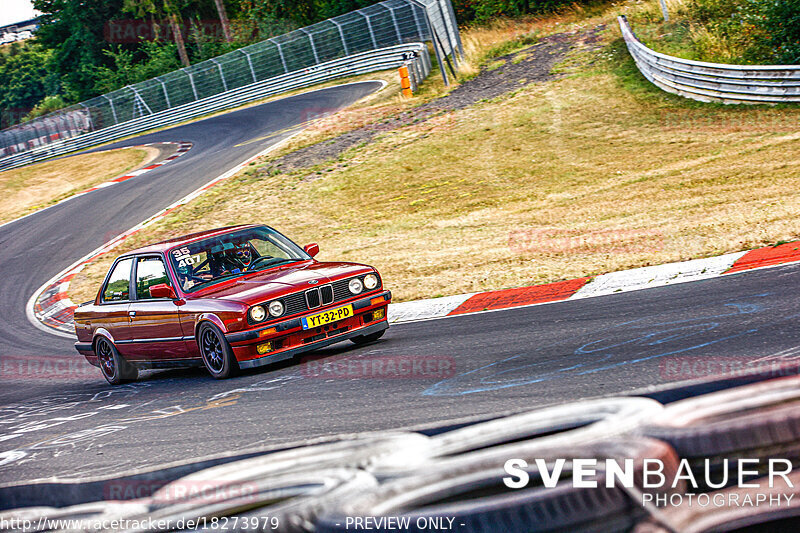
198;322;239;379
350;330;385;345
95;337;138;385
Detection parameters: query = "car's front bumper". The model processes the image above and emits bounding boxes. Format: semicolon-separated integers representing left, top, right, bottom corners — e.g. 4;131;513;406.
235;321;389;370
226;290;391;370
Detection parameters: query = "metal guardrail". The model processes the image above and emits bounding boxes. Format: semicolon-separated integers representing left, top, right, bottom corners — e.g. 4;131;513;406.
0;43;431;171
619;15;800;105
0;0;459;169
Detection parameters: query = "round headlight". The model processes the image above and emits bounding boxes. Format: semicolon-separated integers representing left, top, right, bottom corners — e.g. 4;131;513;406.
363;273;379;290
249;305;266;322
268;300;285;317
348;278;363;294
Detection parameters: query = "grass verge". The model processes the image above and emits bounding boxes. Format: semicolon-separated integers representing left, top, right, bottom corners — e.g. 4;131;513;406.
0;147;153;225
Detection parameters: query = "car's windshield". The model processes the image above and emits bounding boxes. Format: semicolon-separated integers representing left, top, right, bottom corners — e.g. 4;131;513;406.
168;226;309;292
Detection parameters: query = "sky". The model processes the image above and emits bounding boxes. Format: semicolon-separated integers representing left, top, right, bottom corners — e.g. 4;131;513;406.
1;0;40;28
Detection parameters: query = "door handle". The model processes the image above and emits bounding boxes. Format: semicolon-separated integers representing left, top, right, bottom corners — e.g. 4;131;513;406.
128;311;137;317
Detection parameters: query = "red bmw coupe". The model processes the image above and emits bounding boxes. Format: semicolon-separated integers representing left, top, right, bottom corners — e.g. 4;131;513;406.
74;225;391;384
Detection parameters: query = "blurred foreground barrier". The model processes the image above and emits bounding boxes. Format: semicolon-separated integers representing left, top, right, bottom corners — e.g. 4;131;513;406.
2;377;799;532
371;397;663;479
319;438;681;533
637;375;800;491
619;15;800;105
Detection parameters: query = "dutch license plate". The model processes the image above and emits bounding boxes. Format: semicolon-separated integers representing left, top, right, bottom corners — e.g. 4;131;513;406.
301;304;353;330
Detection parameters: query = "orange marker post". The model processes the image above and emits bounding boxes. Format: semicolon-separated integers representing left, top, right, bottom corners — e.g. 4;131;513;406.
399;65;413;98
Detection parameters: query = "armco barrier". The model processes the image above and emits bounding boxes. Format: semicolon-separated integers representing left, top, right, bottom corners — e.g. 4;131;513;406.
0;0;459;169
619;15;800;105
0;44;430;171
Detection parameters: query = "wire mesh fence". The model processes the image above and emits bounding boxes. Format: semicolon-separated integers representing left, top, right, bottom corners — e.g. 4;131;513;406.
0;0;460;164
0;44;431;172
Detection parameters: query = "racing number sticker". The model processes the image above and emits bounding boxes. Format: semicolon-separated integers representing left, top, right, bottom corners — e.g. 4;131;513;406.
173;247;202;268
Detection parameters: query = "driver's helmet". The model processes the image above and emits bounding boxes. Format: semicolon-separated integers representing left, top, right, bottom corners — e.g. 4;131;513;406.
234;245;252;266
176;263;193;279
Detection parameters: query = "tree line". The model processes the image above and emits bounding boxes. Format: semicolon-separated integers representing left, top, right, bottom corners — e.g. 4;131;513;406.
0;0;797;129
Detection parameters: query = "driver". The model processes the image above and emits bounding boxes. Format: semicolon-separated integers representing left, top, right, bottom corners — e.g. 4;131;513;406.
176;263;197;290
234;245;253;269
213;243;255;275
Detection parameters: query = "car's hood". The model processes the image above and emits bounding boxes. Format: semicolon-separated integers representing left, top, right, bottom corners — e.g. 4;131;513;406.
189;260;374;305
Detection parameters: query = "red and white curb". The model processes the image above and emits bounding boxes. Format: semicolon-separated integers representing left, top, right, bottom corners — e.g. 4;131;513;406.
0;142;192;232
79;142;192;194
387;243;800;323
27;135;302;338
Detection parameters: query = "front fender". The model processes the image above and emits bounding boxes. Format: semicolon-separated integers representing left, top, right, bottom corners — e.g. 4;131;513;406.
194;313;229;337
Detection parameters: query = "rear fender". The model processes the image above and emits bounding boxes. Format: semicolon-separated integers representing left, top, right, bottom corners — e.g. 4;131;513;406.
92;328;115;347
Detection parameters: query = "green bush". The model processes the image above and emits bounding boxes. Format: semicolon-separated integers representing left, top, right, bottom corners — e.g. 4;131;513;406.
24;95;68;121
0;43;60;125
92;41;182;95
452;0;597;24
687;0;800;64
760;0;800;63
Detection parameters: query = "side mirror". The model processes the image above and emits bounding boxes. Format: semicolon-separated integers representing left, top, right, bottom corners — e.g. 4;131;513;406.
149;283;177;299
304;243;320;258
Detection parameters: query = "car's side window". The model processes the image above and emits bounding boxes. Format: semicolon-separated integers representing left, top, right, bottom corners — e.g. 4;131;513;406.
135;256;171;300
103;258;133;302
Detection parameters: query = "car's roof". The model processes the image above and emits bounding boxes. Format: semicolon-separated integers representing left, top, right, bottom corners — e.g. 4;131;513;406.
123;225;260;256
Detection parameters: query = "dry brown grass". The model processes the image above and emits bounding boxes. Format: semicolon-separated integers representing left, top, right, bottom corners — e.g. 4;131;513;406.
0;147;153;224
67;1;800;304
259;2;627;159
69;66;800;304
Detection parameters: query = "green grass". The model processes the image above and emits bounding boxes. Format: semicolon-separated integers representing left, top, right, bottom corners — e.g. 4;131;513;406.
0;147;151;224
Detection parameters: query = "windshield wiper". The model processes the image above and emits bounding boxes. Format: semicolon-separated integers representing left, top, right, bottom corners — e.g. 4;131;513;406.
248;257;298;271
189;273;241;291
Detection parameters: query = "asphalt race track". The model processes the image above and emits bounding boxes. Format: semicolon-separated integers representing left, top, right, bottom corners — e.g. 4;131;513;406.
2;81;800;484
0;80;383;355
